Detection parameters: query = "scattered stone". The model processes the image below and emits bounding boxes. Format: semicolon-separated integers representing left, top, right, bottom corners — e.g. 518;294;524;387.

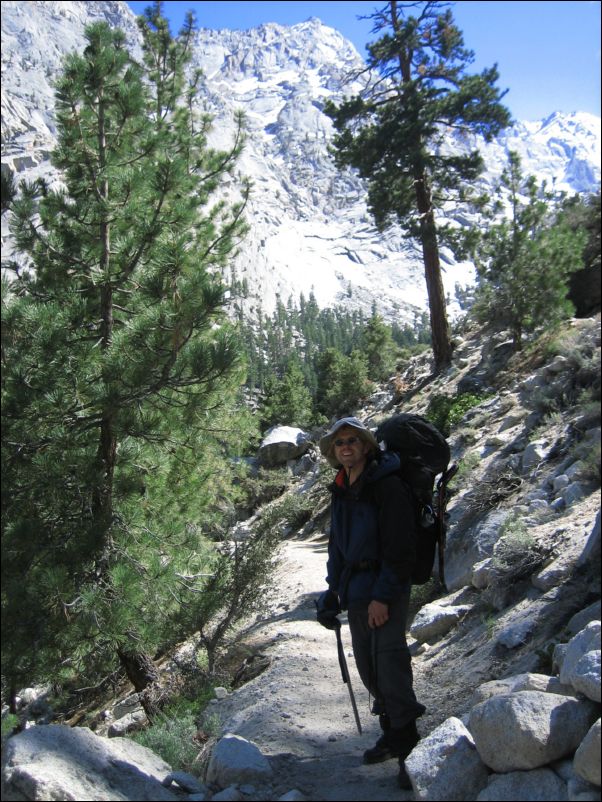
496;618;537;649
552;474;570;492
562;482;586;506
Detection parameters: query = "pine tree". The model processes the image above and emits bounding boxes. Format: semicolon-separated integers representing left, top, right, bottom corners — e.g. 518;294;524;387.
259;358;315;430
463;152;586;349
325;0;511;370
1;5;250;709
315;348;373;418
362;305;399;380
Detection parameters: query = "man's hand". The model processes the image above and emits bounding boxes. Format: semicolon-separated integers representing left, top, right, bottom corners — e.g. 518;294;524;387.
368;600;389;629
316;589;341;630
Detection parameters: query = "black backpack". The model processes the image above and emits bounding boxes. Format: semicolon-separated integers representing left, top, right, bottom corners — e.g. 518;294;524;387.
375;414;456;587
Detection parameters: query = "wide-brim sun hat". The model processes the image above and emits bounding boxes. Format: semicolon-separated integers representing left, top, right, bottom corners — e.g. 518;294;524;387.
319;416;380;468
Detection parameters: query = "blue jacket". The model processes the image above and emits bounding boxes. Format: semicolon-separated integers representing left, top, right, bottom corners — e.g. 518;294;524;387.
326;451;416;610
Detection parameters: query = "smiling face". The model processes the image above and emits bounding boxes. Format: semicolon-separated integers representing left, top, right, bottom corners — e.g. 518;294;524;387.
332;426;373;476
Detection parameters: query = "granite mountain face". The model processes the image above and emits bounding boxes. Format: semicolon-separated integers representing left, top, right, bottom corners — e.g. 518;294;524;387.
2;0;600;323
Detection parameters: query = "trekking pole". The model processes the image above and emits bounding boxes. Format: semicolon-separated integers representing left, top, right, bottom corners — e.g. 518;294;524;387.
437;463;458;591
334;620;363;735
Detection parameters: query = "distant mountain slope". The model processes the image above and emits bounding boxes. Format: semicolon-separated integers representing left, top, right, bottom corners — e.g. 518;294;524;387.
2;0;600;322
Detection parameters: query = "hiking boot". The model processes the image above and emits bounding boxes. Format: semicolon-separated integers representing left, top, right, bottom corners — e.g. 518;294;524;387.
398;760;412;790
363;731;399;764
363;719;419;765
363;714;393;764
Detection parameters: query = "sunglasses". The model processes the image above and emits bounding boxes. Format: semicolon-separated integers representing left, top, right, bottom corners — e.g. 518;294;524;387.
333;436;361;447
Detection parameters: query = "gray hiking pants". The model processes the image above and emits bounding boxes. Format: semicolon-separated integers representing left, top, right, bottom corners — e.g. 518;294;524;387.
348;588;426;729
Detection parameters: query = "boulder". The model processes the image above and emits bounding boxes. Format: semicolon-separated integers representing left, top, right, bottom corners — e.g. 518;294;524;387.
531;521;591;590
566;602;602;637
567;776;602;801
577;510;601;568
573;719;601;788
206;733;272;788
469;691;599;773
444;509;511;591
476;768;568;801
409;603;473;643
258;426;311;467
521;440;548;472
107;709;146;737
404;716;489;801
471;558;494;589
571;650;601;703
162;771;208;794
0;724;178;801
470;673;575;707
559;621;601;699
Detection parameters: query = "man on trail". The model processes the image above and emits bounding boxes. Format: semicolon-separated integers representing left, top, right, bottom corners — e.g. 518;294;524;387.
316;417;425;790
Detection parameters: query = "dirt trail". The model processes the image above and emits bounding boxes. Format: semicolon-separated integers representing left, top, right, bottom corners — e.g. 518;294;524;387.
207;534;417;801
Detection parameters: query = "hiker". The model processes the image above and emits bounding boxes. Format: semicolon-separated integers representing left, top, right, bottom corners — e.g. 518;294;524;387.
316;416;425;790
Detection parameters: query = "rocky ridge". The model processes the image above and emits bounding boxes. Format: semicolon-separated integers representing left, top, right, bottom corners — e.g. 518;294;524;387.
2;316;600;801
2;1;601;323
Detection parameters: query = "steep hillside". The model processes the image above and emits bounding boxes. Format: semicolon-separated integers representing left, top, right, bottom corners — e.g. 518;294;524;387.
4;318;600;801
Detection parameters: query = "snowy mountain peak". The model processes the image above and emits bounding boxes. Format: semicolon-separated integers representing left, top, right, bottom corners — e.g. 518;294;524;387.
1;1;600;322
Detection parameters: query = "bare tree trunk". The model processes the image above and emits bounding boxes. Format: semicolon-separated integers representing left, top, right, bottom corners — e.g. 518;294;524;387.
117;648;162;721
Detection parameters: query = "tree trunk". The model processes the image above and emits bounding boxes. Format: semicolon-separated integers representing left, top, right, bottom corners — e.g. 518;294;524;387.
421;227;453;370
414;175;453;370
117;648;162;721
92;88;117;552
389;1;453;373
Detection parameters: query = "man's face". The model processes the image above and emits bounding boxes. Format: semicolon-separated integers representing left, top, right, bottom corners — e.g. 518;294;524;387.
333;426;371;472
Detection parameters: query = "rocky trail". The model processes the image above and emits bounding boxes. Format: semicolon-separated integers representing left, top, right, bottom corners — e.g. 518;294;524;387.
203;533;418;801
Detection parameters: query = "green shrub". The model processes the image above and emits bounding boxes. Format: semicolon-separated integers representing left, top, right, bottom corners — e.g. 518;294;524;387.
427;393;490;436
1;713;19;743
451;451;482;493
491;516;545;579
129;709;202;776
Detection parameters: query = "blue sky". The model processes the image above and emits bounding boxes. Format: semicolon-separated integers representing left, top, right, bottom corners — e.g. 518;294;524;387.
125;1;601;122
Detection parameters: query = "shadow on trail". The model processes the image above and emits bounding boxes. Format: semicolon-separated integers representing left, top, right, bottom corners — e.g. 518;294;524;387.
268;750;413;801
